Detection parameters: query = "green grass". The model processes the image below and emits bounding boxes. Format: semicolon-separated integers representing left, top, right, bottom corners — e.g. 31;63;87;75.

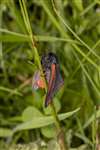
0;0;100;149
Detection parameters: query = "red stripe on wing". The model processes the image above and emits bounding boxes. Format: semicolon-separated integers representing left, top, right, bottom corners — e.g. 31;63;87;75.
45;64;56;107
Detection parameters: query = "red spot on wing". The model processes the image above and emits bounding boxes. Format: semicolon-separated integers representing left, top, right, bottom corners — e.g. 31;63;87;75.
37;79;45;89
32;71;45;90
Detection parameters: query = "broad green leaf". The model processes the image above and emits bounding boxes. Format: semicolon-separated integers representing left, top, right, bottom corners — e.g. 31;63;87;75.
41;125;56;138
22;106;43;122
13;108;80;133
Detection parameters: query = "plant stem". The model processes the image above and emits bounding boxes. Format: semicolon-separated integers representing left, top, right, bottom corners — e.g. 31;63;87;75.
51;102;60;131
51;102;67;150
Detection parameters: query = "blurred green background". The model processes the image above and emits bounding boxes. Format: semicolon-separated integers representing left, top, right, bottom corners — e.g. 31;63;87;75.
0;0;100;149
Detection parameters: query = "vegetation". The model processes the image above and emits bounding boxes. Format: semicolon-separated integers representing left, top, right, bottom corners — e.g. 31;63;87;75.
0;0;100;149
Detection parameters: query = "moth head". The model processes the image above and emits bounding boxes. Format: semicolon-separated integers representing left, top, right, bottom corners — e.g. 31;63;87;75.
41;52;58;70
